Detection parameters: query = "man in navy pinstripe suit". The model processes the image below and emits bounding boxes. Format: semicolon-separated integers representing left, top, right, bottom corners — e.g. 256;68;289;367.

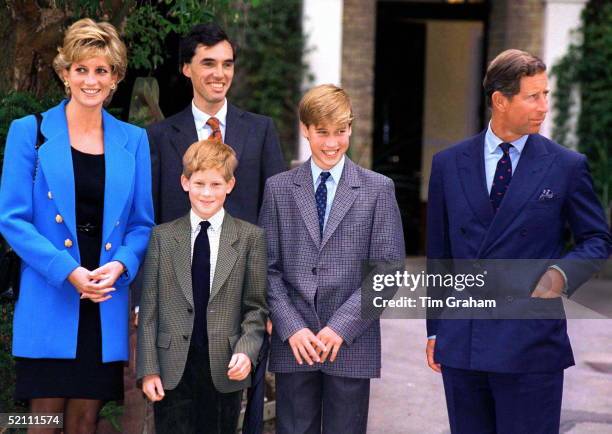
260;84;405;434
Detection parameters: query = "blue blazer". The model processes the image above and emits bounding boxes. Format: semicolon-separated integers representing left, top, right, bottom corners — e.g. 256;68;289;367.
0;100;154;362
426;131;611;373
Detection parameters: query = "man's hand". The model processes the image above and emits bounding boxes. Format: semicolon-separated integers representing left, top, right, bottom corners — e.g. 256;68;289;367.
227;353;252;381
142;374;165;402
316;326;343;363
266;318;273;335
288;328;326;365
426;339;441;373
531;268;565;299
68;266;115;303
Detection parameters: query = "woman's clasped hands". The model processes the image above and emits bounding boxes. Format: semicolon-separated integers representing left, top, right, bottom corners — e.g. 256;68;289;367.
68;261;125;303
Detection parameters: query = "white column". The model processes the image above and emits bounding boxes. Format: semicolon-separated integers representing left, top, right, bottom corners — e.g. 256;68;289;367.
297;0;344;163
541;0;586;146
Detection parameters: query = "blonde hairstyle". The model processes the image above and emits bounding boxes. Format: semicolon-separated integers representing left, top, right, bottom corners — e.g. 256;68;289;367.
53;18;127;94
182;139;238;181
299;84;354;127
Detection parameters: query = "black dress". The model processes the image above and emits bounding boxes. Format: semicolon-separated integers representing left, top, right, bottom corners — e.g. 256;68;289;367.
14;147;124;401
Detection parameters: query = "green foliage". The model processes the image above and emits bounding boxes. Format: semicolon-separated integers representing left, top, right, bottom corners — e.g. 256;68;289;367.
0;91;63;169
552;0;611;220
99;400;124;432
229;0;308;161
124;0;250;73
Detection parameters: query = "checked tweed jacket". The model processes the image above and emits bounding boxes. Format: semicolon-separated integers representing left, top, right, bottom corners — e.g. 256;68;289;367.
136;212;268;393
260;157;405;379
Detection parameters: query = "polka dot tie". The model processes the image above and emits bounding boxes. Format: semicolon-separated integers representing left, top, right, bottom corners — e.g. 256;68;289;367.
206;117;222;142
316;172;331;238
489;142;513;212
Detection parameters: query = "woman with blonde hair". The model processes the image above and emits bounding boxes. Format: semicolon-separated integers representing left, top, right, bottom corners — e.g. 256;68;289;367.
0;18;154;433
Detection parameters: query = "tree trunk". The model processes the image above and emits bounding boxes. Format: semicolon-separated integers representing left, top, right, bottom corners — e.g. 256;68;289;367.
1;1;70;96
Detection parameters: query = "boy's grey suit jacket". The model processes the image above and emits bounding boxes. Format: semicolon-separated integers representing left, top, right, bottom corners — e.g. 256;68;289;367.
136;212;268;393
260;157;406;379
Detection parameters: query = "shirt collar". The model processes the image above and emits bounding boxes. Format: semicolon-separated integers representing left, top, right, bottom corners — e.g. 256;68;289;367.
310;155;345;186
190;208;225;233
192;99;228;130
485;121;528;155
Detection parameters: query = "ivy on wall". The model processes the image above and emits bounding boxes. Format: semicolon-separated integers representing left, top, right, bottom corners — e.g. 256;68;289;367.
552;0;611;221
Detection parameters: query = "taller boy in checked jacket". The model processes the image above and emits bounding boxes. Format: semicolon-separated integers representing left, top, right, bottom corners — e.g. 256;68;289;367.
260;84;405;434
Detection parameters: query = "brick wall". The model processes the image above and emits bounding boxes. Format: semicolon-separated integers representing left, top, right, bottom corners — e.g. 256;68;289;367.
341;0;376;168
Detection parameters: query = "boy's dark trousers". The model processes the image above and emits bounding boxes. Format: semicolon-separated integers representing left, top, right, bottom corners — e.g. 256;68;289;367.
154;344;242;434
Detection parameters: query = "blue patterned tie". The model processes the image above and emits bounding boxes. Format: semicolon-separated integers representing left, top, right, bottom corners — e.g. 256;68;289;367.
490;142;513;212
315;172;331;237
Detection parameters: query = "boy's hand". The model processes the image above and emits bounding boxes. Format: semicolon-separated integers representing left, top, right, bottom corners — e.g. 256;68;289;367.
288;328;326;365
317;327;343;363
142;374;165;402
227;353;251;381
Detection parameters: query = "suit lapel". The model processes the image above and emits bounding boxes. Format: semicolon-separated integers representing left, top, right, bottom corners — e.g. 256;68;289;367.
291;162;321;247
170;106;198;160
224;103;247;160
480;135;556;256
457;132;494;229
101;110;133;242
320;159;360;249
172;214;194;308
210;213;239;301
38;101;78;242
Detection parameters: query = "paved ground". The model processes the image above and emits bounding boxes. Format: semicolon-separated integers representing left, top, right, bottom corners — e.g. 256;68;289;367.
367;260;612;434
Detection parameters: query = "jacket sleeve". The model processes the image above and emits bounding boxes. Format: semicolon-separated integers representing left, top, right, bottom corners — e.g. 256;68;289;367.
234;227;269;367
136;228;161;380
326;177;406;345
113;129;155;284
556;154;612;295
259;181;309;341
0;116;79;288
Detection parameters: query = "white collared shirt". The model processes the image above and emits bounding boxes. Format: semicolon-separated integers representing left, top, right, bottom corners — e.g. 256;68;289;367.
192;99;228;142
311;156;345;231
190;208;224;291
484;122;528;194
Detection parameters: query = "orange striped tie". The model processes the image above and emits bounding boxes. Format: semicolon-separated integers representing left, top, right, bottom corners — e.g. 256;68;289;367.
206;117;222;142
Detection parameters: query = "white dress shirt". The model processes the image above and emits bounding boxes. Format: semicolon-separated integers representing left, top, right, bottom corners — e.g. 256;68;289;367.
190;208;224;291
192;99;228;142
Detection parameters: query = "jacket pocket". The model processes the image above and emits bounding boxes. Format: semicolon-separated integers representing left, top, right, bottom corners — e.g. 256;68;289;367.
156;331;171;349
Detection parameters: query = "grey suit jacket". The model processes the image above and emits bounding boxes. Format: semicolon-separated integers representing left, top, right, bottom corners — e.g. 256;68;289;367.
136;212;268;393
259;158;405;379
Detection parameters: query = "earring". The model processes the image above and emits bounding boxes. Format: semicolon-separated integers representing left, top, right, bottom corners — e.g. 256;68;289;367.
63;80;69;88
110;83;116;90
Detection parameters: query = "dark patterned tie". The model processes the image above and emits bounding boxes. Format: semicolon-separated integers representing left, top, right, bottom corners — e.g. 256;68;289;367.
489;142;513;212
206;117;222;142
192;220;211;349
315;172;331;238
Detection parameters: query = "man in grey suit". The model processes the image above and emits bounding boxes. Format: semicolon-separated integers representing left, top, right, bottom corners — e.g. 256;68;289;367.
137;139;267;433
143;24;284;432
260;84;405;433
